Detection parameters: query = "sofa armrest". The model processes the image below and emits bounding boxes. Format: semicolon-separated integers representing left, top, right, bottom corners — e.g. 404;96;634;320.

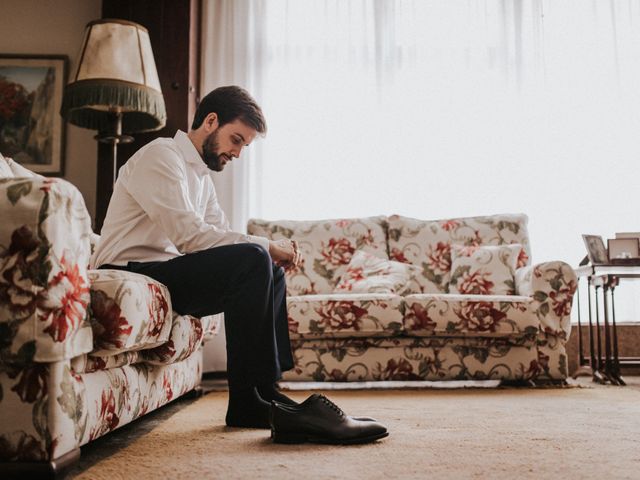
0;178;94;364
515;261;577;339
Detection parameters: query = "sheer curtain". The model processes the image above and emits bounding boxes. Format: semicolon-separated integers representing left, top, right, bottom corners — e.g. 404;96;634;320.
200;0;267;231
202;0;640;321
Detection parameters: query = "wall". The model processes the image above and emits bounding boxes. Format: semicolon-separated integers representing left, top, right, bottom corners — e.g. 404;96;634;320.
0;0;102;221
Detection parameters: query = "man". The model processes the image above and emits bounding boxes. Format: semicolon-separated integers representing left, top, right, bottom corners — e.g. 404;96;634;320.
92;86;387;443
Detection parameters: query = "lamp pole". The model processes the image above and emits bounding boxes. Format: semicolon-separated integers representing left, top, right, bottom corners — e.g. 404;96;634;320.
95;110;133;186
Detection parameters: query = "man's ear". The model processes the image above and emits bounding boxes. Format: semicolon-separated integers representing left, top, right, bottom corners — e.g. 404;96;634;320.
204;112;219;132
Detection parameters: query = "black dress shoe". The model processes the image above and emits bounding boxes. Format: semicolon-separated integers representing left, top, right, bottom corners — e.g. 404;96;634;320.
269;394;389;445
272;396;378;422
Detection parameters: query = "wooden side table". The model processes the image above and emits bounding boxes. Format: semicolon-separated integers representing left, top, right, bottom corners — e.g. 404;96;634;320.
573;264;640;385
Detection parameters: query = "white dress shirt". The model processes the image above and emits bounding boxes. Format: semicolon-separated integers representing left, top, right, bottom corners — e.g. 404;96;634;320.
90;130;269;268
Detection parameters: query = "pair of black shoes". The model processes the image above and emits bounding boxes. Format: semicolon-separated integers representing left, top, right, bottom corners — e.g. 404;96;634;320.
269;394;389;445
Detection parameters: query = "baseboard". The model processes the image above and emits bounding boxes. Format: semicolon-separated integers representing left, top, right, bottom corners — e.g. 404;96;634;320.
567;323;640;376
202;371;228;380
0;447;80;480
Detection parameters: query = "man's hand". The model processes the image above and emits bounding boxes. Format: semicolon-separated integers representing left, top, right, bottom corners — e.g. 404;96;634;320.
269;239;302;269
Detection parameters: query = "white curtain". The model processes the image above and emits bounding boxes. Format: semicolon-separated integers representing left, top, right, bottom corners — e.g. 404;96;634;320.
202;0;640;321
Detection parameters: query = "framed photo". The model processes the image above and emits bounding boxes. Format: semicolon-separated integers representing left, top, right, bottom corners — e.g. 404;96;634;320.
582;234;608;265
608;238;640;260
615;232;640;240
0;54;68;175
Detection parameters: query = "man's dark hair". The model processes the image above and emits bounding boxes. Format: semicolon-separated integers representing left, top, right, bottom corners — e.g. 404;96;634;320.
191;85;267;134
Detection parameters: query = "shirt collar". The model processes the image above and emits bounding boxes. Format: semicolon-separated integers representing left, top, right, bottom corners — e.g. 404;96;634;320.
174;130;210;176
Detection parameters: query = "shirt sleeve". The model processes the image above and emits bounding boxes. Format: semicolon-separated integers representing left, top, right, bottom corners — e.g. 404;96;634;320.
126;144;270;254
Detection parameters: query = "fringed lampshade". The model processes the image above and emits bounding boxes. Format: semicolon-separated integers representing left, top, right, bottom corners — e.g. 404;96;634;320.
61;19;166;133
60;19;166;185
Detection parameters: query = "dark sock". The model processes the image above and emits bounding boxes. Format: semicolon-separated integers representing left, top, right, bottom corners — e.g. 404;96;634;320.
225;387;270;428
257;382;298;406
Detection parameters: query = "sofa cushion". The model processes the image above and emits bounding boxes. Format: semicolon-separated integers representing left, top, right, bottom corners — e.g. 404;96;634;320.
287;293;404;339
448;244;520;295
71;350;141;374
247;216;388;295
88;269;173;355
142;313;205;365
402;293;539;340
333;249;422;294
387;213;531;293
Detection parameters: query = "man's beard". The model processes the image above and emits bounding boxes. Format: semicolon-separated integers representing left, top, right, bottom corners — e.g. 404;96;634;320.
202;130;225;171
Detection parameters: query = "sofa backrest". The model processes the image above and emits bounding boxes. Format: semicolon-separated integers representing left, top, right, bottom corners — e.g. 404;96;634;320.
387;213;531;293
1;173;95;363
247;216;388;295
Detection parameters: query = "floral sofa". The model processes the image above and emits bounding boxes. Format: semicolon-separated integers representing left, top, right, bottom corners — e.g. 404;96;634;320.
0;155;219;476
248;214;577;383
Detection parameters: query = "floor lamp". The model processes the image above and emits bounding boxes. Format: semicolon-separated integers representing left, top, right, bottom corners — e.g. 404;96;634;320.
60;19;166;186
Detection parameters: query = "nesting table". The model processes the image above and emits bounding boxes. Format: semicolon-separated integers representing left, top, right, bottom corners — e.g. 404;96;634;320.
573;264;640;385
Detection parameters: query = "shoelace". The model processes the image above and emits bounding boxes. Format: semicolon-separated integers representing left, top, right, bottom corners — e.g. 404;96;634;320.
319;395;345;418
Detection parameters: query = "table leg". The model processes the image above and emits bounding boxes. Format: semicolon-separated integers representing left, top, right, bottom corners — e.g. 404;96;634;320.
573;277;594;378
592;285;607;384
573;278;594;379
610;286;626;386
576;283;585;365
602;283;617;384
586;282;597;375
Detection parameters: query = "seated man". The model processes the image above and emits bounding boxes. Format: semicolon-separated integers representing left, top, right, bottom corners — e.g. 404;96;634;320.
91;86;387;443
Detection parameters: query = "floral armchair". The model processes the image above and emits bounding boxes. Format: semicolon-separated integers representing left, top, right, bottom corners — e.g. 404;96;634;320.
0;154;218;476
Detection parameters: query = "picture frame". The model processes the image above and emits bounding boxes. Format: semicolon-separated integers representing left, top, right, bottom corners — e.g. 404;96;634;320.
582;234;608;265
615;232;640;240
608;238;640;260
0;54;68;175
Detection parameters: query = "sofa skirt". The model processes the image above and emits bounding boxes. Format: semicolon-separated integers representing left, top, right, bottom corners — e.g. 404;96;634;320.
285;336;567;382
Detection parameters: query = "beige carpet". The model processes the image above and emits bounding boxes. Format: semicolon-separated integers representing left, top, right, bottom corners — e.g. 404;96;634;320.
69;378;640;480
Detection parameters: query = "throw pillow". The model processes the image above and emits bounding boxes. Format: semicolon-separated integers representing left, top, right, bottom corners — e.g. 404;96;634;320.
448;244;521;295
333;249;422;294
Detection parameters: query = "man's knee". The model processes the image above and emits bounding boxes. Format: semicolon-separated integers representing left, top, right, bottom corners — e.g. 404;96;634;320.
237;243;272;274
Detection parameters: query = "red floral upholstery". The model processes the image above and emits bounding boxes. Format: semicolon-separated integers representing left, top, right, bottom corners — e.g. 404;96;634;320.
249;213;576;384
287;337;546;382
387;213;531;293
287;293;404;339
87;269;173;355
248;216;388;295
0;158;217;467
143;313;205;365
403;293;538;339
0;177;94;363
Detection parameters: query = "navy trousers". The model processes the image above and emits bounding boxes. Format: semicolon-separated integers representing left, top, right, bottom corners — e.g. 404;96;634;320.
101;243;294;388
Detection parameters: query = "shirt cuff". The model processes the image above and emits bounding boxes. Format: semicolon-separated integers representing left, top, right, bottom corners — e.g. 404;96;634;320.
247;234;270;252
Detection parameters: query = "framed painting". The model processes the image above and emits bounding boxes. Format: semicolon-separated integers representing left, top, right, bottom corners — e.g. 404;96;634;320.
0;54;68;175
582;234;608;265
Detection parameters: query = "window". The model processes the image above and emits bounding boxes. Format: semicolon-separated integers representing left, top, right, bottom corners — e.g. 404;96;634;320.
204;0;640;321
